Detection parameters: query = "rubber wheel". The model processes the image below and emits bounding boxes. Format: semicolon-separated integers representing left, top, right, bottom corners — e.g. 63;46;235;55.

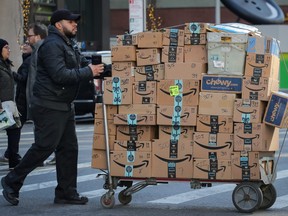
232;182;263;213
118;189;132;205
259;184;277;209
100;193;115;209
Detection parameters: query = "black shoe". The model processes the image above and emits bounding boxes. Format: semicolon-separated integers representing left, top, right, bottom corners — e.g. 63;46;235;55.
1;177;19;206
54;194;88;205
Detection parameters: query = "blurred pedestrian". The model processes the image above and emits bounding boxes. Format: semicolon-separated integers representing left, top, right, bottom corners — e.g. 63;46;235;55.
1;9;104;206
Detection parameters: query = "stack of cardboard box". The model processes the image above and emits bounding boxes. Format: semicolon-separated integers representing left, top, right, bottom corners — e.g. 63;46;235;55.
91;22;280;181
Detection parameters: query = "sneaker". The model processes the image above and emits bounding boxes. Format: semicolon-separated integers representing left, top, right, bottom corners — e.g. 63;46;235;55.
45;157;56;165
0;155;9;165
54;194;88;205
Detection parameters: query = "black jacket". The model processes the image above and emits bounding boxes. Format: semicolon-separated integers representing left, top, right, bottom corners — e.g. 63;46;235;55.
32;25;93;111
0;59;14;107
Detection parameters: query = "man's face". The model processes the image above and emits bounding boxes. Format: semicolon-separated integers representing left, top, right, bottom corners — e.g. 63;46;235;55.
27;28;39;45
58;20;78;38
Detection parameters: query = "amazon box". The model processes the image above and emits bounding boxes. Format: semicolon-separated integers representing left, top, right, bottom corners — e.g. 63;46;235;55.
164;62;206;80
201;75;242;93
116;125;157;141
198;92;236;116
112;62;135;78
264;91;288;128
161;46;184;63
233;123;279;152
244;53;280;80
233;99;266;123
193;159;232;180
110;150;152;178
196;115;233;133
114;114;156;125
134;64;164;81
92;134;115;150
118;104;156;115
114;140;152;152
162;28;185;47
95;104;118;120
94;118;116;135
152;139;193;179
193;132;233;160
136;31;163;48
103;77;133;105
158;125;194;140
133;81;157;104
184;33;206;45
184;22;210;34
157;105;197;126
157;79;200;106
184;45;207;63
116;34;137;46
247;35;280;57
136;48;161;66
111;45;136;62
91;149;108;170
242;76;279;101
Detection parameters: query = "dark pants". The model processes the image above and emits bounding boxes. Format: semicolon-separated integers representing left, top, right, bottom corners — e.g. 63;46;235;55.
5;104;79;198
5;128;21;168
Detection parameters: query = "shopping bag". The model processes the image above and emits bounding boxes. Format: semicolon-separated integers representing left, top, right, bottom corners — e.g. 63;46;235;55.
0;109;16;131
1;101;21;129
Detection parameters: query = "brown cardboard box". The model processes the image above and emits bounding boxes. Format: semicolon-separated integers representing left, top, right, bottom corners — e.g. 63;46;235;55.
95;104;118;120
193;159;232;180
118;104;156;115
116;34;137;46
244;53;280;80
91;149;108;170
110;150;152;177
94;118;116;135
247;35;280;57
161;46;184;63
242;77;279;101
157;105;197;126
158;125;194;140
193;132;234;159
184;33;206;45
103;77;133;105
198;92;236;116
114;114;156;125
184;45;207;63
152;139;193;179
134;64;165;81
136;31;163;48
114;140;152;152
164;62;207;80
233;99;266;123
157;79;200;106
162;29;185;47
233;123;279;151
196;115;233;133
184;22;210;34
133;81;157;104
92;134;115;150
116;125;157;141
136;48;161;66
111;45;136;62
112;62;136;78
201;75;242;93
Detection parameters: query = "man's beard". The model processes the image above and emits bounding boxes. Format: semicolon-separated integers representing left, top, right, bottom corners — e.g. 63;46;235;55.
63;28;76;38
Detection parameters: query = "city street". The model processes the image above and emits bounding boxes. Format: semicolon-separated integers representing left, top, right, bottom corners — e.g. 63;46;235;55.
1;119;288;216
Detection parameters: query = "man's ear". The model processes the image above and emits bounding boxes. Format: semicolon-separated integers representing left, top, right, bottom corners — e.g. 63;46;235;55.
55;22;62;30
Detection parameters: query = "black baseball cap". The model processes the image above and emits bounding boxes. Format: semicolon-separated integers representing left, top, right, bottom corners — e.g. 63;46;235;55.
50;9;81;25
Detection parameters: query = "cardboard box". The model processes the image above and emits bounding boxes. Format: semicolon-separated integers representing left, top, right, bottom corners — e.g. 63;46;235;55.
114;114;156;125
152;139;193;179
196;115;233;133
184;33;206;45
264;91;288;128
184;45;207;63
198;92;236;116
133;81;157;104
136;48;161;66
91;149;108;170
184;22;210;34
157;79;200;106
161;46;184;63
193;159;232;180
158;125;194;140
116;125;157;141
157;105;197;126
103;77;133;105
162;28;185;47
118;104;156;115
136;31;163;48
244;53;280;80
233;123;279;151
92;134;115;150
94;118;116;135
111;45;136;62
110;150;152;178
95;103;118;120
116;34;137;46
247;35;280;57
207;32;248;76
193;132;233;160
201;75;242;93
242;76;279;101
114;140;152;152
164;62;206;80
233;99;266;123
112;62;135;78
134;64;164;81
